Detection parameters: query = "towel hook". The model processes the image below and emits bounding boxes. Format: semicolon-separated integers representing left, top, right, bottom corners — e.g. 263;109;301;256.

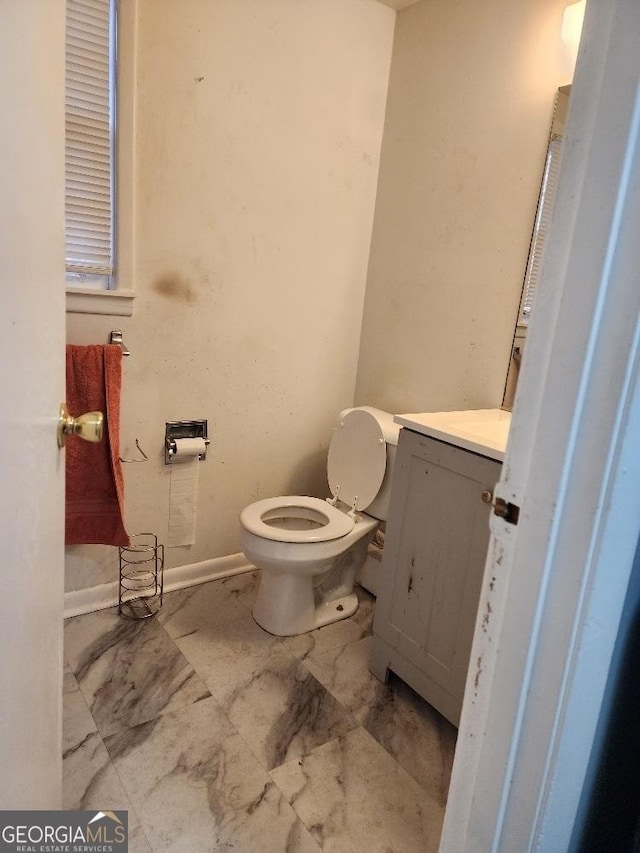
120;438;148;464
110;329;130;356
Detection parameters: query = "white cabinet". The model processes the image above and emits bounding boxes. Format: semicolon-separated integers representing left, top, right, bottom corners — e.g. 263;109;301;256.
370;427;501;726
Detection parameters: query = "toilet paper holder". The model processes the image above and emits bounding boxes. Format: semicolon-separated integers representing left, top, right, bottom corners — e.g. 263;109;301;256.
165;420;209;464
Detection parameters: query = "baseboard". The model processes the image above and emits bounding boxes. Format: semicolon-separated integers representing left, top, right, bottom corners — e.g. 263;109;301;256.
63;552;254;619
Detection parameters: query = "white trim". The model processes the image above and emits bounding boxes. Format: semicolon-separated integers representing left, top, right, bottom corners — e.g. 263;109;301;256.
537;326;640;846
441;0;640;850
113;0;137;300
63;552;254;618
65;287;135;316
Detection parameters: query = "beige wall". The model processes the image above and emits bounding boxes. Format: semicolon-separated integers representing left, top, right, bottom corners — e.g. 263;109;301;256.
355;0;576;414
65;0;579;593
66;0;395;590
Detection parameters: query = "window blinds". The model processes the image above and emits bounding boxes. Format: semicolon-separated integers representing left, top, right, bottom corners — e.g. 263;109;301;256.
518;134;564;325
65;0;115;279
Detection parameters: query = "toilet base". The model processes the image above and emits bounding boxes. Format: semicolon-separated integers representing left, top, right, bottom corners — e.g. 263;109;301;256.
252;577;359;637
315;592;358;629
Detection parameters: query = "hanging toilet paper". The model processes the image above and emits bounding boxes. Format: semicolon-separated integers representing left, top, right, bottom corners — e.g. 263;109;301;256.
167;437;206;547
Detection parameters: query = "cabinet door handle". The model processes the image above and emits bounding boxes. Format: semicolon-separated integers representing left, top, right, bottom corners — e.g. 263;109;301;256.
481;490;493;504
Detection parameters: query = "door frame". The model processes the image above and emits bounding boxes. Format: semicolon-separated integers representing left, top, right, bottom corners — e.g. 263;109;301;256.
441;0;640;849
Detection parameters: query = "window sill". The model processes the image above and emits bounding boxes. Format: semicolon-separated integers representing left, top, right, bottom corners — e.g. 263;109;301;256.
66;287;135;316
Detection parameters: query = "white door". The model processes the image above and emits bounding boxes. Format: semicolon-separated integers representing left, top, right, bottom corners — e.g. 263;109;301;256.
0;2;66;808
441;0;640;849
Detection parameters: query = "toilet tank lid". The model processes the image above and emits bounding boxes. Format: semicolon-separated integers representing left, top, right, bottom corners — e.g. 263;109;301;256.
327;407;399;512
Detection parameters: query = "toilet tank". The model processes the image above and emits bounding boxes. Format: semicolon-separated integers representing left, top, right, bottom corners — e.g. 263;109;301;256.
327;407;400;521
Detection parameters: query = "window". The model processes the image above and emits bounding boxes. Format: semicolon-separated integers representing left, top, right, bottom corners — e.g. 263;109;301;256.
65;0;116;289
65;0;134;316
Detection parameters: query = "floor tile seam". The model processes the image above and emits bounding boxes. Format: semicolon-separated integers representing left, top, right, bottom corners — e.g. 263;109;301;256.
223;665;361;777
264;776;321;850
230;592;257;616
64;737;110;812
287;645;353;708
208;693;293;781
321;631;375;666
302;677;404;775
80;668;213;742
190;621;319;675
273;634;327;672
172;631;363;777
168;624;300;693
280;631;369;669
355;724;446;814
292;639;370;714
218;571;259;614
266;723;366;786
100;691;278;802
267;725;444;853
173;645;277;713
284;652;365;744
359;715;445;802
265;727;372;847
128;825;153;851
61;719;144;831
157;599;260;641
169;608;277;649
99;691;321;849
63;669;101;743
269;636;380;753
306;653;454;803
348;724;448;822
91;734;146;836
68;609;216;738
69;668;113;742
157;600;257;639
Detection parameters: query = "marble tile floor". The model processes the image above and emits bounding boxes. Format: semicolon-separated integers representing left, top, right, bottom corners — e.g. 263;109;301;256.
63;571;457;853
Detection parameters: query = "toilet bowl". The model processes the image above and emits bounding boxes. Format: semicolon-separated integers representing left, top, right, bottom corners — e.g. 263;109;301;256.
239;407;399;636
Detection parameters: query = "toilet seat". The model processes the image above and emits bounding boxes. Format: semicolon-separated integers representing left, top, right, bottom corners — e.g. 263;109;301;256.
327;407;390;512
240;495;355;543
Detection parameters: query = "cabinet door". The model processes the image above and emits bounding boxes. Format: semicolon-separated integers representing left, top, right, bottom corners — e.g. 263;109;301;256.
372;429;500;725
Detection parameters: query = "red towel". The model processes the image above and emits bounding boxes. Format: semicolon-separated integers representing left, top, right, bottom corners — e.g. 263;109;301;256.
65;344;129;547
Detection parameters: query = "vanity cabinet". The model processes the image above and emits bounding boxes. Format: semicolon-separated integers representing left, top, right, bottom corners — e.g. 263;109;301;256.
370;426;501;726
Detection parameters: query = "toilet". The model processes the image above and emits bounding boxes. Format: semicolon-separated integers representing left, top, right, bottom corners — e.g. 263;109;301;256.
239;406;399;636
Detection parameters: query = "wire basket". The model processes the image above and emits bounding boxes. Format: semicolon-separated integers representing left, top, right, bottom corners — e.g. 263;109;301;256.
118;532;164;620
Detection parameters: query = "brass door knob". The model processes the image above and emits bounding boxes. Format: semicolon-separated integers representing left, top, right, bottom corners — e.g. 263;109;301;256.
57;403;104;448
481;490;493;504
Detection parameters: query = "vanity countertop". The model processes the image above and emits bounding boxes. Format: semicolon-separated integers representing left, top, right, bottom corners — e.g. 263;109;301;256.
394;408;511;462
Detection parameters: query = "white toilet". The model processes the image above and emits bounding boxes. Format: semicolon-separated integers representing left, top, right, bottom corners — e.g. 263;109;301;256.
239;406;399;636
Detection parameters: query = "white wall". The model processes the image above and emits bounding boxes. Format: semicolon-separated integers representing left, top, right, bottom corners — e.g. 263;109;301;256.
66;0;395;590
355;0;576;414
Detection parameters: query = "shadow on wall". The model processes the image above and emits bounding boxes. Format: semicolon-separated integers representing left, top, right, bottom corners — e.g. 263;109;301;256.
283;448;327;500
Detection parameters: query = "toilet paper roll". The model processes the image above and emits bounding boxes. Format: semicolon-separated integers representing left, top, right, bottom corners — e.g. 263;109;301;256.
167;437;206;547
171;437;207;459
